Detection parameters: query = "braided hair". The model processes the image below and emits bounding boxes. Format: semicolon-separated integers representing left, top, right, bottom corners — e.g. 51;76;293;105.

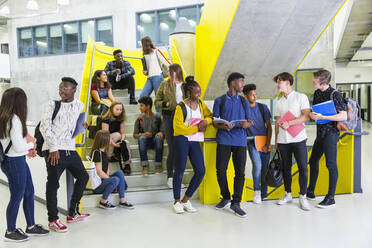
183;76;200;99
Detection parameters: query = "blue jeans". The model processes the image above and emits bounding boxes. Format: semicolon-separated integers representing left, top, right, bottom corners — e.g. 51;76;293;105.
1;156;35;232
93;170;127;200
140;75;163;113
308;132;339;198
138;136;164;166
247;141;271;198
173;135;205;200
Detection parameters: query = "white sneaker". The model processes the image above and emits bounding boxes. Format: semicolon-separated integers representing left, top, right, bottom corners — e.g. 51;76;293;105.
182;200;197;213
167;178;173;189
173;202;185;214
253;190;262;204
299;194;311;211
277;192;292;205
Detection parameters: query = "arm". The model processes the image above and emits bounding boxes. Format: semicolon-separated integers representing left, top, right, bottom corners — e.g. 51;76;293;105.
311;111;347;122
120;121;126;141
265;119;272;145
9;116;34;153
91;90;102;104
274;116;280;150
288;108;310;126
173;105;198;136
122;61;135;78
95;163;109;179
104;61;117;78
154;82;168;109
107;88;115;103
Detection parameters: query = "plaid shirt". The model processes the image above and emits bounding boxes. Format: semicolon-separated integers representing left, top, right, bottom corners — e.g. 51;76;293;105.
104;59;135;81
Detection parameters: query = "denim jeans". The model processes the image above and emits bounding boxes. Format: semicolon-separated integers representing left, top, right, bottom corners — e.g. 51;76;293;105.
308;132;339;198
173;135;205;200
93;170;127;200
247;141;271;198
140;75;163;113
138;136;164;166
1;156;35;232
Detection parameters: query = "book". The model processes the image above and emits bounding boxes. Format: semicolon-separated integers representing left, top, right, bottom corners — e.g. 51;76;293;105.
312;100;337;124
277;111;304;138
72;112;87;138
255;136;271;152
212;117;246;127
141;57;148;71
188;118;204;142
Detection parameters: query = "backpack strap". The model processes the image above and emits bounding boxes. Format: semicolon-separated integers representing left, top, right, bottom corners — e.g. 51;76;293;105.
257;102;265;121
239;95;248;120
179;101;187;121
330;89;337;101
219;94;226;118
52;101;61;123
4;141;12;154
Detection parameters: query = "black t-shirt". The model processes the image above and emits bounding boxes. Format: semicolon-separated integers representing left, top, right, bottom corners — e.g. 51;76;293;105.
102;118;121;134
313;86;347;138
92;150;109;173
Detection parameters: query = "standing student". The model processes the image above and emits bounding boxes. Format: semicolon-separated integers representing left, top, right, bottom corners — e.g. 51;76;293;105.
213;72;253;218
102;101;132;175
0;88;49;242
133;96;164;176
154;64;185;188
90;70;115;115
91;130;134;210
273;72;311;211
140;36;170;101
40;77;90;232
172;76;213;214
243;84;272;204
307;70;347;208
104;49;137;104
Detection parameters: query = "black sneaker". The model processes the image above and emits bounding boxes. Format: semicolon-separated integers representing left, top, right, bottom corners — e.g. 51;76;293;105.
215;199;231;210
306;191;316;201
99;201;116;209
230;203;247;218
25;224;49;236
129;98;138;105
317;197;336;209
4;228;29;242
123;165;131;175
119;201;135;209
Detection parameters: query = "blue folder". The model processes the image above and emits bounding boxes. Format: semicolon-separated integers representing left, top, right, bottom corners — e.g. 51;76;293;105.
312;100;337;124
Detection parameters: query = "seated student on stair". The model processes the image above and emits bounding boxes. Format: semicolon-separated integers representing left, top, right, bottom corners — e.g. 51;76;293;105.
91;130;134;210
102;101;132;175
91;70;115;115
133;96;164;176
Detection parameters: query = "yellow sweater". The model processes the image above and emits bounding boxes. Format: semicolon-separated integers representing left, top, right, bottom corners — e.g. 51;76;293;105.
173;100;213;137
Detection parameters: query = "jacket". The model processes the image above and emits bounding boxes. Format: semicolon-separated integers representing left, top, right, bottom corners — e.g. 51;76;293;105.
104;59;135;81
154;79;185;112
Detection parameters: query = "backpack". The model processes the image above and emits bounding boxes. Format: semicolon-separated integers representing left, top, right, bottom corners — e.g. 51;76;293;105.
34;101;61;157
0;141;12;164
178;100;203;122
136;115;144;133
331;90;361;131
88;116;102;139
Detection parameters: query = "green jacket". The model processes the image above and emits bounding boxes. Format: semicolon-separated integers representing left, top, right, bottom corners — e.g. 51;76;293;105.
154;79;185;111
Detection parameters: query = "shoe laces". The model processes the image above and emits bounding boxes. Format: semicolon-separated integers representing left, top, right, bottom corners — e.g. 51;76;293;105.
55;219;65;227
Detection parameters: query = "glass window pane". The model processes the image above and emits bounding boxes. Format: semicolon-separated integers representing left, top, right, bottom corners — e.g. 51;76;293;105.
19;28;33;57
35;26;47;55
80;20;95;51
159;9;176;45
64;22;78;52
97;18;113;46
179;7;197;29
49;24;62;54
138;12;156;46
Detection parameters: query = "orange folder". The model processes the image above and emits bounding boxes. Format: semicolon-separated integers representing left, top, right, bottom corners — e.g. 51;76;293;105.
255;136;271;152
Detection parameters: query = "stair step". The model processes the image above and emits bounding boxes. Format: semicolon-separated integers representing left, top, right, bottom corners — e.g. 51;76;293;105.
112;89;143;98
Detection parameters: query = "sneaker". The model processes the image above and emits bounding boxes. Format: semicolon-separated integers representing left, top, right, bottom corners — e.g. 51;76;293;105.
317;197;336;209
182;200;197;213
119;201;135;209
230;203;247;218
306;191;316;201
142;165;149;176
215;199;231;210
173;202;185;214
67;213;90;223
167;177;173;188
48;220;68;233
155;166;163;174
4;229;29;242
299;194;311;211
277;192;292;205
123;164;131;175
129;98;138;105
253;190;262;204
25;224;49;236
99;201;116;210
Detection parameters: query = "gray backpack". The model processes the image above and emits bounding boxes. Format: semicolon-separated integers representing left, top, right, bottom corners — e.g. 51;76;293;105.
331;90;361;131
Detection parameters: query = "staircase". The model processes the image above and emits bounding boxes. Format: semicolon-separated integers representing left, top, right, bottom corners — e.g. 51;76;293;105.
82;89;193;207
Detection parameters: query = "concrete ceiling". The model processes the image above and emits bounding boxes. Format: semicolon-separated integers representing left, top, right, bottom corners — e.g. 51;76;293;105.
336;0;372;64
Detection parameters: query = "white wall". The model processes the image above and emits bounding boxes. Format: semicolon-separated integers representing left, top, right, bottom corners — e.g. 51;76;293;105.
335;66;372;83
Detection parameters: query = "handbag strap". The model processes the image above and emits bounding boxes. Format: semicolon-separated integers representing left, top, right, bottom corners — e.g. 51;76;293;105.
4;141;12;154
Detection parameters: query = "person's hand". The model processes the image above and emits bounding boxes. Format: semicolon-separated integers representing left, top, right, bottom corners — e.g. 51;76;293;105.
48;151;60;166
240;120;253;129
310;112;323;121
113;141;121;148
143;70;148;76
82;122;88;129
26;133;36;143
262;144;271;153
166;102;170;107
275;143;279;151
220;123;234;131
155;132;164;140
144;132;152;138
115;69;121;74
279;121;289;130
197;120;208;132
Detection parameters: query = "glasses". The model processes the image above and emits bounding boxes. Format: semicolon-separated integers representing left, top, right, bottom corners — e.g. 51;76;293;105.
59;87;75;92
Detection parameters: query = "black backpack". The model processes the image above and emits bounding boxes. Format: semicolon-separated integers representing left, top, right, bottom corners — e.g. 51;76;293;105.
265;151;283;187
0;141;12;164
34;101;61;157
177;100;203;121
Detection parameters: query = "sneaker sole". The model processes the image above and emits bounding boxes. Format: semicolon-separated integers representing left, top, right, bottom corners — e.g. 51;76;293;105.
277;200;292;205
216;202;231;210
119;205;135;210
99;205;116;210
25;232;50;237
66;218;84;223
174;210;185;214
229;208;247;218
307;197;316;201
316;203;335;209
48;226;68;233
4;237;30;242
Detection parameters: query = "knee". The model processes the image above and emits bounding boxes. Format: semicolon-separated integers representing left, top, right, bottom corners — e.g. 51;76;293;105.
116;170;125;179
81;171;89;184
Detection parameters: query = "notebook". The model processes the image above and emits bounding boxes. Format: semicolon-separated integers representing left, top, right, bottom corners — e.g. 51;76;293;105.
255;136;271;152
277;111;304;138
188;118;204;142
72;112;87;138
312;100;337;124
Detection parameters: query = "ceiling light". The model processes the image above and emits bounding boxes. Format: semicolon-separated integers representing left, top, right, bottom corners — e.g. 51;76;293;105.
188;19;196;27
169;10;176;20
140;13;152;24
160;22;169;31
57;0;70;5
27;0;39;10
0;6;10;15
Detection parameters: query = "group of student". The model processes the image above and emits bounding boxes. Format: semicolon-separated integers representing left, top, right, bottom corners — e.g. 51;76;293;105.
0;41;346;241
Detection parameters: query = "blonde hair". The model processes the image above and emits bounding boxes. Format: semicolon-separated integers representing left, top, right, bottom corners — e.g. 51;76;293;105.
102;101;126;122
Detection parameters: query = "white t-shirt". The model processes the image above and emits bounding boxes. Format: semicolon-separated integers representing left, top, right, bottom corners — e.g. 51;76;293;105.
144;50;169;77
184;104;202;138
176;82;183;104
275;91;310;144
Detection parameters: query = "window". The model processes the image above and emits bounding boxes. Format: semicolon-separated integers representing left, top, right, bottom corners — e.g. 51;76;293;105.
1;43;9;54
136;4;203;47
18;17;113;57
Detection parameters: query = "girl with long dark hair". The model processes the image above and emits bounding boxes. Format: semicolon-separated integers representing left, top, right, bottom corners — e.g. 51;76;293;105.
91;70;115;115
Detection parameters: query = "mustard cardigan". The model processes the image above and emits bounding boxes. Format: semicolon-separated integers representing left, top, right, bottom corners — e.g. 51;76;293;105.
173;100;213;137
